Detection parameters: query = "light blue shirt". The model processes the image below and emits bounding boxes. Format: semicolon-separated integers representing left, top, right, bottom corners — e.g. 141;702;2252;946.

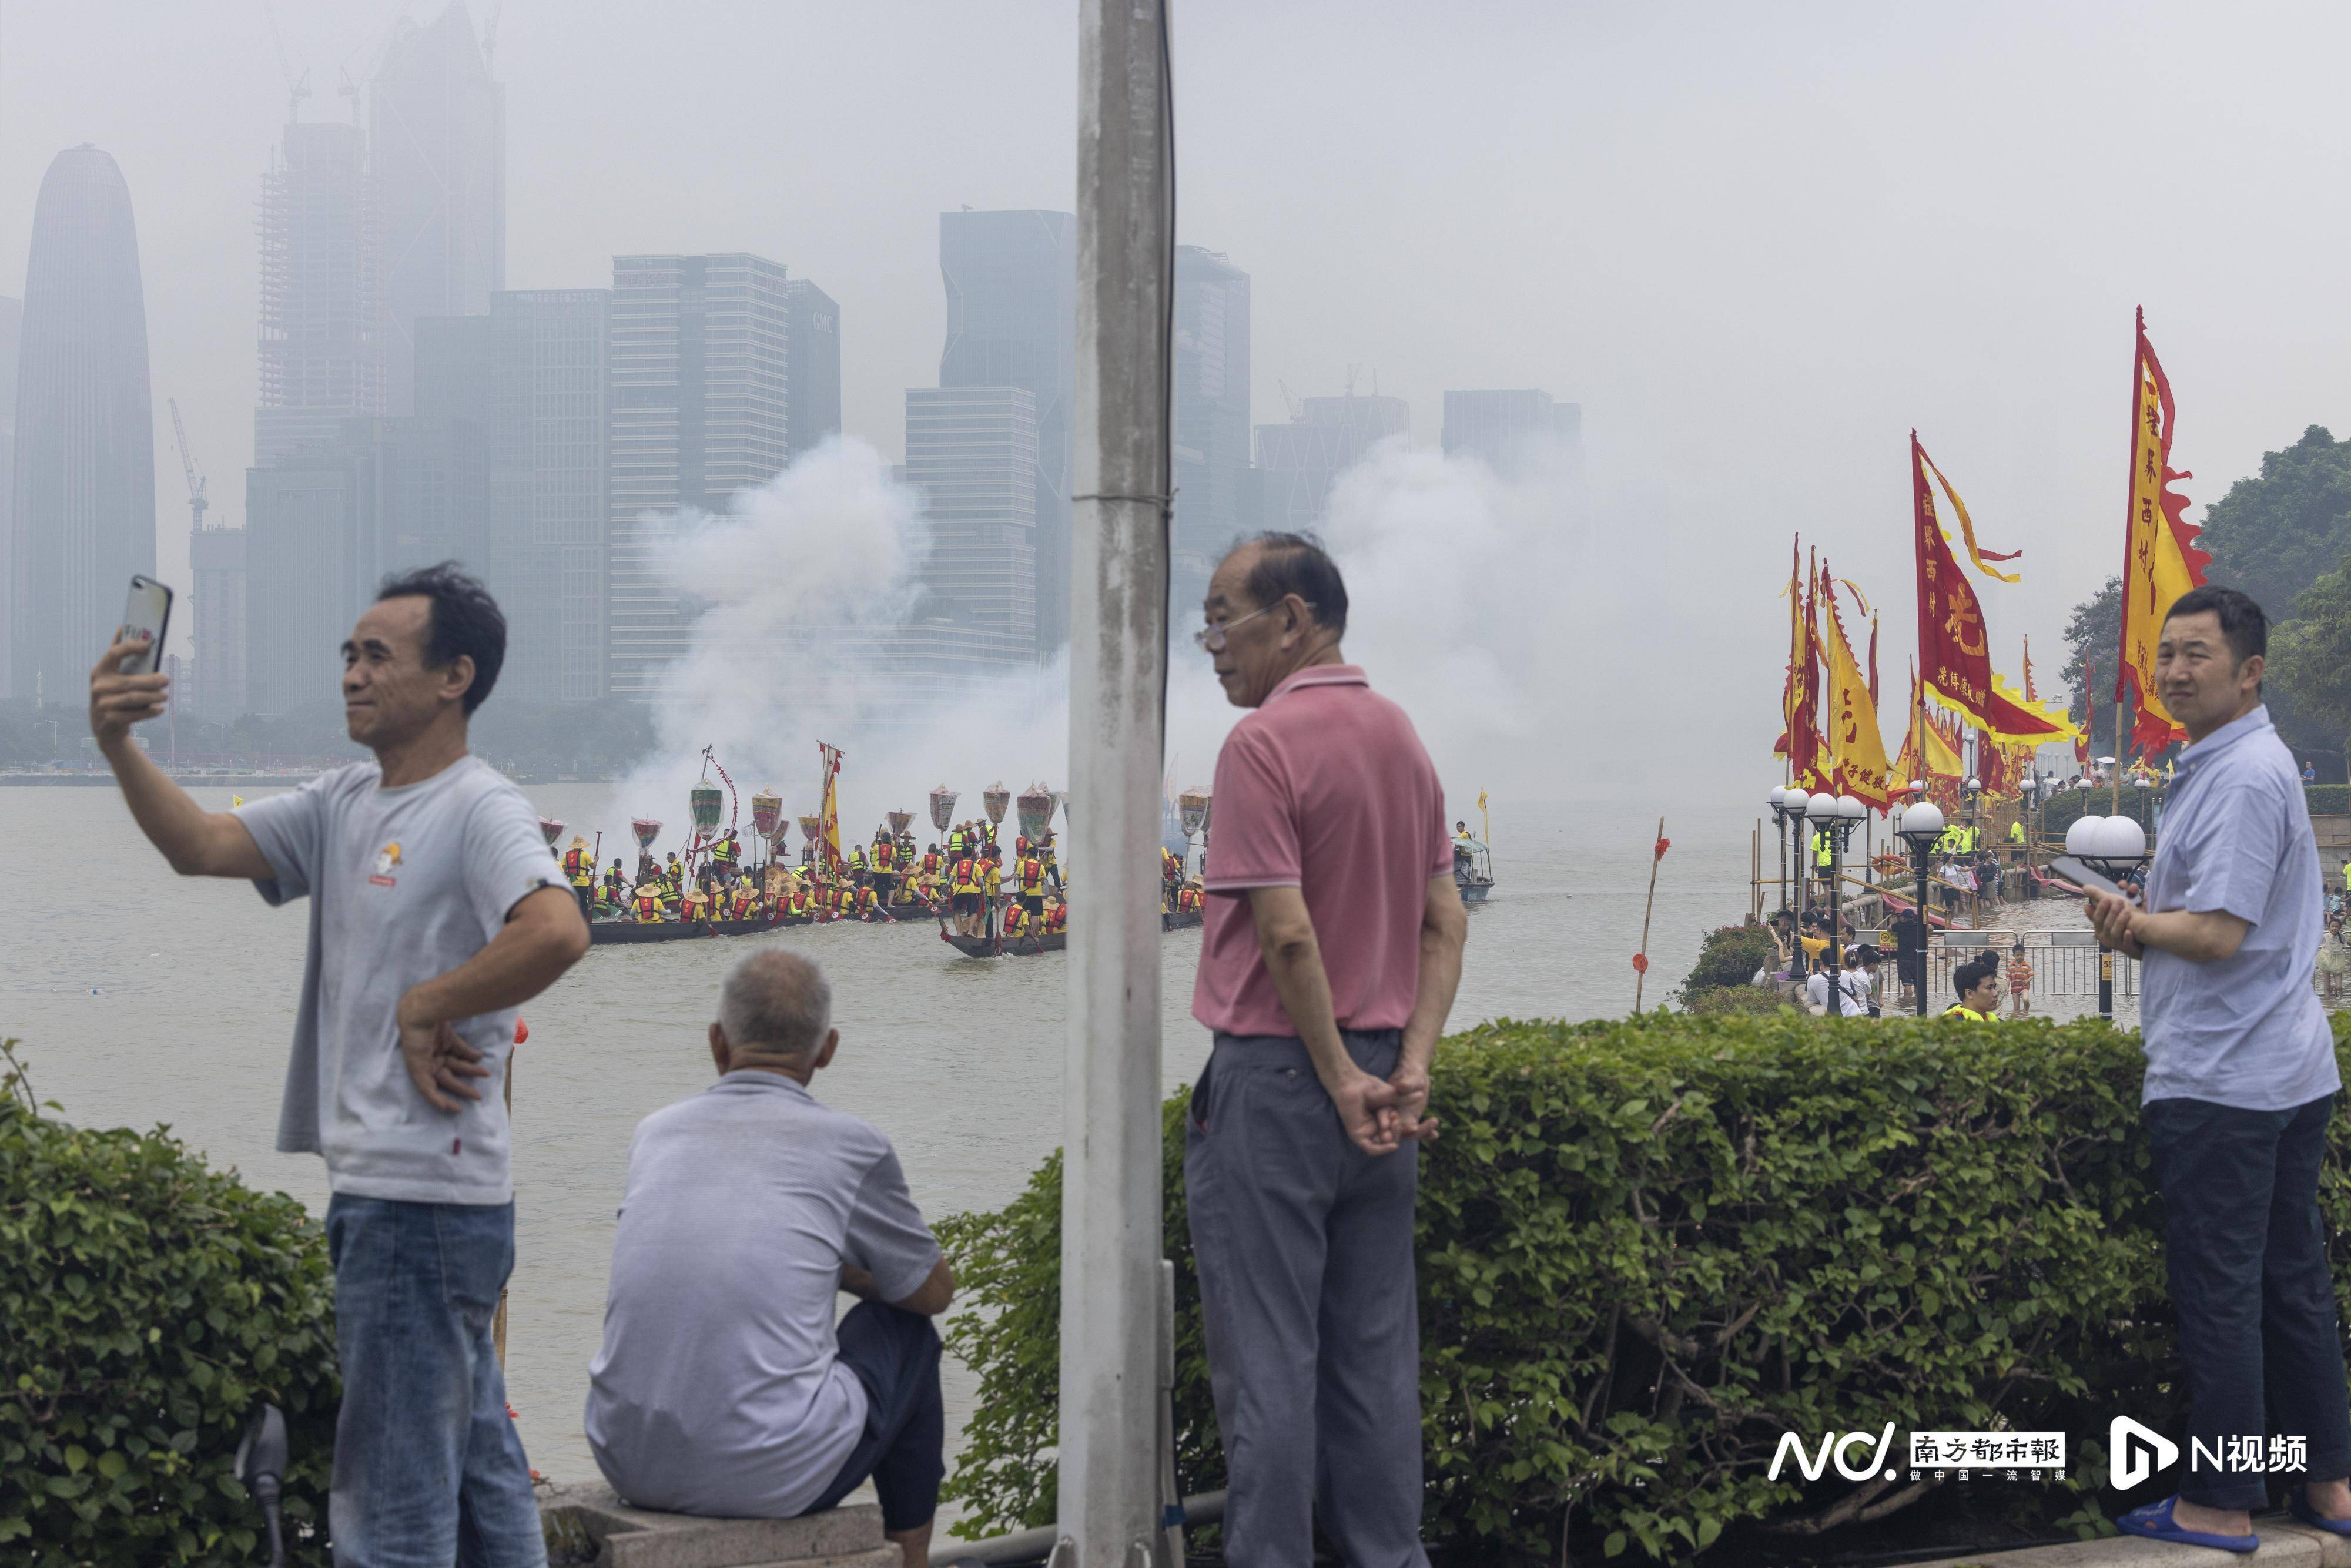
2137;705;2336;1111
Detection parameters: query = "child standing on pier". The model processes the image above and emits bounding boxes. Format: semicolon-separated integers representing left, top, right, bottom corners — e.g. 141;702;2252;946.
2005;939;2035;1018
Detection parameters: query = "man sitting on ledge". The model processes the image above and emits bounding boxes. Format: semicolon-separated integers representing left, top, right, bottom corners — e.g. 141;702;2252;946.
585;949;952;1568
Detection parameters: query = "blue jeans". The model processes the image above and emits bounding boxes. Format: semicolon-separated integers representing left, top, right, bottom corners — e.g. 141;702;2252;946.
802;1301;946;1532
2144;1095;2351;1510
326;1195;546;1568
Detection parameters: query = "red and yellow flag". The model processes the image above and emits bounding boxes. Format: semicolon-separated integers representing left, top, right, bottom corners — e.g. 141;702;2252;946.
2115;307;2210;754
1892;662;1966;793
1774;538;1827;788
818;741;845;873
1911;433;2079;743
1820;561;1893;810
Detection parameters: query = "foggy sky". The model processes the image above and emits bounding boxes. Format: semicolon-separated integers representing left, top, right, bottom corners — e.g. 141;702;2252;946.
6;1;2350;771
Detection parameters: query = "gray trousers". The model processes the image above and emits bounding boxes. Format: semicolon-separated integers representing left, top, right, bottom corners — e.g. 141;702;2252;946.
1184;1028;1429;1568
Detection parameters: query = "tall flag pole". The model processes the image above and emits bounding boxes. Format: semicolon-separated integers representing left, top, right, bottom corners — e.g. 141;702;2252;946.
2115;306;2210;769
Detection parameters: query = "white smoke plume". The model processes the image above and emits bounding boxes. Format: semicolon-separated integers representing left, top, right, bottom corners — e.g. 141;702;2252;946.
580;429;1732;857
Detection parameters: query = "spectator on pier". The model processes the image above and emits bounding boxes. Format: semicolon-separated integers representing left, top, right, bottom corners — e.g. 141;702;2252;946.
2086;588;2351;1553
1839;946;1877;1018
1189;531;1469;1568
1944;957;2000;1021
2317;914;2349;1003
86;563;589;1563
2004;940;2035;1019
587;949;951;1568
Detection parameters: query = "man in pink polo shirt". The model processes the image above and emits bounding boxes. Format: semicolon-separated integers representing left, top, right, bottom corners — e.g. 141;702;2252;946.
1185;531;1469;1568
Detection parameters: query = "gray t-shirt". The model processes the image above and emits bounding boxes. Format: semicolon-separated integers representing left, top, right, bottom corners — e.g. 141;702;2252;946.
236;756;564;1204
584;1071;943;1517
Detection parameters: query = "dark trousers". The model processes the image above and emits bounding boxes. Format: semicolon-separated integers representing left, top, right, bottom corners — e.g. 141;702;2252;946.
1185;1029;1429;1568
2145;1094;2351;1509
803;1301;945;1533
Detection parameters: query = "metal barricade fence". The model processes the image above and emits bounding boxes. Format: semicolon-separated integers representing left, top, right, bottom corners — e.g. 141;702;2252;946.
1848;927;2140;1002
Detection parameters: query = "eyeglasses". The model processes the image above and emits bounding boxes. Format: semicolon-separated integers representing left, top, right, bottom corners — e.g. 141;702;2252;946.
1192;599;1313;652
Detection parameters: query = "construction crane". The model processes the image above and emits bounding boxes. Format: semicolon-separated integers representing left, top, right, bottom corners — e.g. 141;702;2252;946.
263;1;310;121
168;398;208;532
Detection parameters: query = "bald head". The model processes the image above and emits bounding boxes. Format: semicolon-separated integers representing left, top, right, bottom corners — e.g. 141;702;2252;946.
712;949;838;1077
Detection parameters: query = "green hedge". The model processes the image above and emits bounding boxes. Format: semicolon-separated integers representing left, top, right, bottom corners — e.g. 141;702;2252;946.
939;1011;2351;1562
0;1044;338;1564
2037;786;2159;838
2039;783;2346;840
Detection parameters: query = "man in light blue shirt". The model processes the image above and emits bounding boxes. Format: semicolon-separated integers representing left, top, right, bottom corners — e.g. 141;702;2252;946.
2091;588;2350;1554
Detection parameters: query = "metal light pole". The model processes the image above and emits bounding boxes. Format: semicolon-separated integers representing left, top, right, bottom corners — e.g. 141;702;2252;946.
2068;814;2149;1023
1063;0;1174;1562
1767;786;1793;913
1895;802;1945;1016
1781;788;1812;974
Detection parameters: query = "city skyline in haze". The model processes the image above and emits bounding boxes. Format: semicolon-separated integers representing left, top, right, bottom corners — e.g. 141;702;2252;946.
4;4;2350;758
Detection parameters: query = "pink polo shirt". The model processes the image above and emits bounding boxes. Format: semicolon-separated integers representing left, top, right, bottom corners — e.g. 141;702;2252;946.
1191;665;1451;1038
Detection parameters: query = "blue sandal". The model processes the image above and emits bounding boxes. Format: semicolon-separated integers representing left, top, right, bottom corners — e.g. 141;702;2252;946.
2290;1490;2351;1536
2116;1495;2258;1554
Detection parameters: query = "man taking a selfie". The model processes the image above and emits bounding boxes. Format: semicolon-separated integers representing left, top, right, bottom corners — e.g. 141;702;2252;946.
2088;587;2351;1553
88;562;590;1568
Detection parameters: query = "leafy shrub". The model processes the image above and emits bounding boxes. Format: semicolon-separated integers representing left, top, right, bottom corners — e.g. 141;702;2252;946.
937;1011;2351;1562
2310;783;2349;818
1678;985;1791;1019
1;1044;338;1564
1673;924;1777;1007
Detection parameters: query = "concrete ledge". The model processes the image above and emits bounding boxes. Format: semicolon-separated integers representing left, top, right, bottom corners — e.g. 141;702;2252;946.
541;1480;893;1568
1907;1512;2351;1568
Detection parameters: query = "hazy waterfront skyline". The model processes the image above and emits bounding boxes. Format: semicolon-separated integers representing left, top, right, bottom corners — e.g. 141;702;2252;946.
5;2;2351;776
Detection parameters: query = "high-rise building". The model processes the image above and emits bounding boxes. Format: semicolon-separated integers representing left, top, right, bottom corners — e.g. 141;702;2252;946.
371;2;504;415
242;413;491;718
1442;388;1582;480
938;210;1074;656
906;386;1037;658
607;254;791;699
245;451;361;719
1255;393;1409;531
783;278;840;464
256;120;383;466
415;289;610;703
1171;246;1252;613
189;524;249;721
8;146;156;706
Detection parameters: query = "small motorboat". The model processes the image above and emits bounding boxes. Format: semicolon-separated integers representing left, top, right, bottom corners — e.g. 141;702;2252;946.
1452;836;1496;904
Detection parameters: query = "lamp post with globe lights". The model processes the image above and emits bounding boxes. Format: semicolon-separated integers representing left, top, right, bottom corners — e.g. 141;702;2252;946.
1810;792;1867;977
1776;787;1814;969
1895;801;1947;1016
2065;813;2150;1019
1767;786;1803;917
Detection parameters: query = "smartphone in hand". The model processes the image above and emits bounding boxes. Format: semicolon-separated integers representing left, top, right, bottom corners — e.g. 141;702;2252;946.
117;575;173;675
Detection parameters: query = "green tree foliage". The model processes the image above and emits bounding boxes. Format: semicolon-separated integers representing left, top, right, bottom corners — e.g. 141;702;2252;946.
2270;554;2351;783
939;1012;2351;1561
1673;924;1776;1006
2199;425;2351;625
2057;575;2134;756
1;1044;338;1564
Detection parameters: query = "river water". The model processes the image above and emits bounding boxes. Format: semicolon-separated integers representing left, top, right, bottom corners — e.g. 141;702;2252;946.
3;782;2113;1489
